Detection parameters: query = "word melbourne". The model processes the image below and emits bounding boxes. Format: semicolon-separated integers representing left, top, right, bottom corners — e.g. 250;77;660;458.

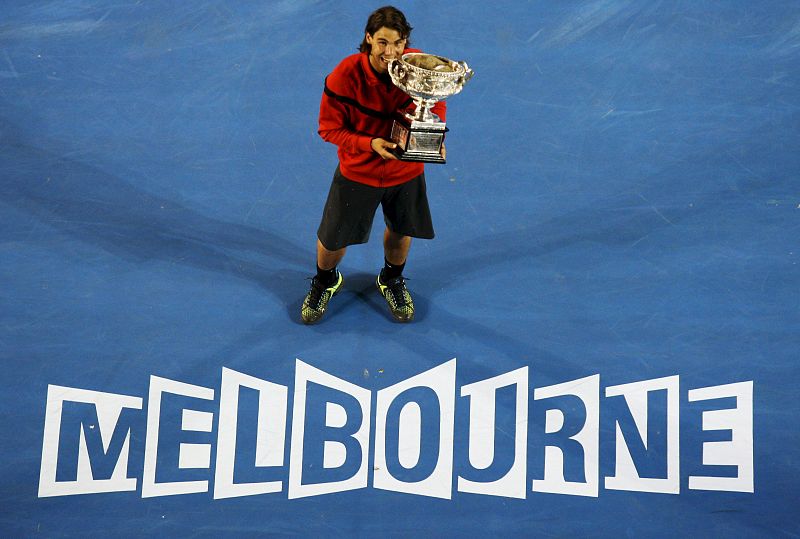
39;359;754;500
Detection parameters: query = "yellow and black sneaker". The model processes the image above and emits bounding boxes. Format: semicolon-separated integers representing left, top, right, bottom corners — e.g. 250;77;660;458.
376;274;414;322
301;271;343;324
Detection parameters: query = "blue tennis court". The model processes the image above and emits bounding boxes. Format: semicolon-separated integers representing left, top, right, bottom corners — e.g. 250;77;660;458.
1;1;798;536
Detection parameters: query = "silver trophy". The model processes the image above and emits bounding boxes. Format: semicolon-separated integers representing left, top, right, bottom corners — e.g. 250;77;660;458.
387;53;474;163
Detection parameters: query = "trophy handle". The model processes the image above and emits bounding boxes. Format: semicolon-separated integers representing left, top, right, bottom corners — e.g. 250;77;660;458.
389;59;406;81
457;61;474;84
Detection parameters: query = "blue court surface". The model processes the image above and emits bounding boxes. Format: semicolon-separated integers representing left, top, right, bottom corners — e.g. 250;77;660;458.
1;1;798;537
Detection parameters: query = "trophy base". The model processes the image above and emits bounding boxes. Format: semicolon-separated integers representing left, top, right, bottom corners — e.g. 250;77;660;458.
390;150;446;164
390;115;448;164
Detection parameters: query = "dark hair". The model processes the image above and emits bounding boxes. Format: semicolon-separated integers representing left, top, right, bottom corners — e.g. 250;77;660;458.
358;6;412;53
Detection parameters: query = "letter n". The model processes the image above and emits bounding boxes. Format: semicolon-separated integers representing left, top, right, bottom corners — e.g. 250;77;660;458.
605;375;680;494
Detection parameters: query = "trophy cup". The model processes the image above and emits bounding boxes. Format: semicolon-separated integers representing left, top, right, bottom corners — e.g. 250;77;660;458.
387;53;474;163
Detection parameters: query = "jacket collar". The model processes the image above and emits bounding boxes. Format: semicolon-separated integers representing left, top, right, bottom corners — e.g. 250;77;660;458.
361;49;415;87
361;52;384;86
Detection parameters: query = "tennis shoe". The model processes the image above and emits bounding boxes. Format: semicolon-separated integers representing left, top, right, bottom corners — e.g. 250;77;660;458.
301;271;343;324
376;273;414;322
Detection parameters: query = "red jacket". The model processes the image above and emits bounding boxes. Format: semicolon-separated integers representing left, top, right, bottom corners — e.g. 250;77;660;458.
318;50;447;187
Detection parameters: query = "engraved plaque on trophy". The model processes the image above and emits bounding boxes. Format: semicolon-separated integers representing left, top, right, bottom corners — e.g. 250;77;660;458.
387;53;474;163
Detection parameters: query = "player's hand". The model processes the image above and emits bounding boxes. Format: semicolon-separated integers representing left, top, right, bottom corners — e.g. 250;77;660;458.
371;138;399;160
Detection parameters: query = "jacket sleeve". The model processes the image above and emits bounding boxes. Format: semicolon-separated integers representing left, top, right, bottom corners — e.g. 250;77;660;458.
318;74;374;154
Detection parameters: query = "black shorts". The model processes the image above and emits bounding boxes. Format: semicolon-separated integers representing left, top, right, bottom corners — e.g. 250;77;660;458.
317;167;435;251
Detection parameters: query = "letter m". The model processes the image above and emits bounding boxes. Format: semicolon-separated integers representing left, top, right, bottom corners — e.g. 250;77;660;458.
39;385;142;497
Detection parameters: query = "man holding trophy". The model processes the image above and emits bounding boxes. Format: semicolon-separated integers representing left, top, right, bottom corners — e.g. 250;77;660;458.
301;5;472;324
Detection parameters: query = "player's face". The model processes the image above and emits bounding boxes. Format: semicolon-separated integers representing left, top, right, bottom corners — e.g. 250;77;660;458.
366;27;406;73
